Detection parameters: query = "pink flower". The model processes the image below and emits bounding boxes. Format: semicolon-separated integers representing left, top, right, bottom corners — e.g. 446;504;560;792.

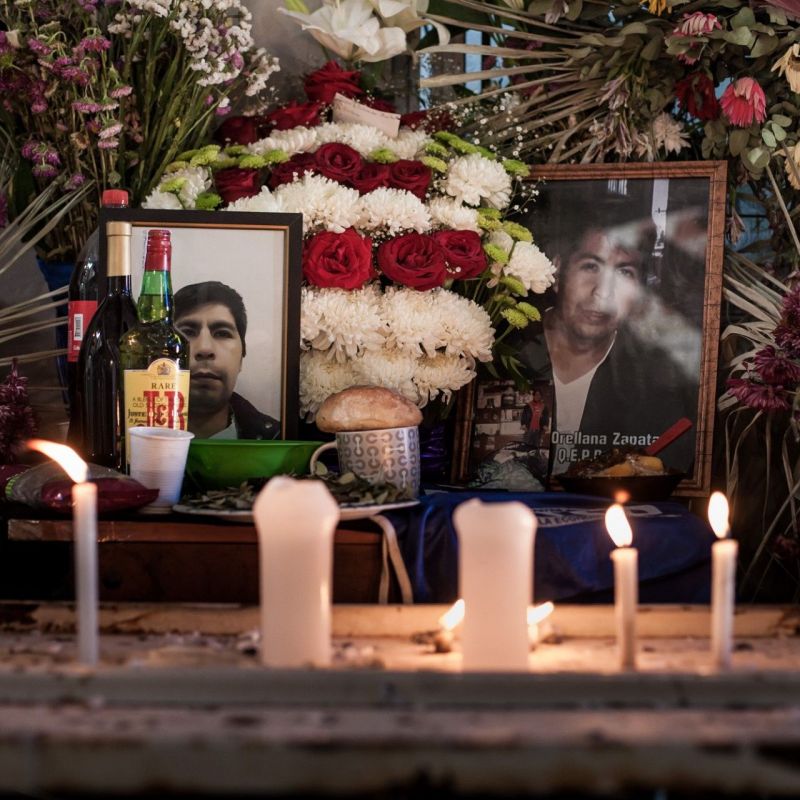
726;377;791;411
673;12;721;36
753;346;800;385
719;77;767;127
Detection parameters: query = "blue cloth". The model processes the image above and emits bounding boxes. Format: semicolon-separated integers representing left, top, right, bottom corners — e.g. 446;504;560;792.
383;491;715;604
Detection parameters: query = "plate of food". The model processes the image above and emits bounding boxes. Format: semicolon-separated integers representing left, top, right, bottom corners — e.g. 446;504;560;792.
557;448;685;501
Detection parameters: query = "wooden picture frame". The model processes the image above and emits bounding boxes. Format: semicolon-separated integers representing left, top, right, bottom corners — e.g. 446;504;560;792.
98;208;303;440
453;162;727;497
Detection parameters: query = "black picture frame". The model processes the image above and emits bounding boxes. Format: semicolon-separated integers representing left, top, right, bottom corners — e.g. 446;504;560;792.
454;161;727;497
98;208;303;440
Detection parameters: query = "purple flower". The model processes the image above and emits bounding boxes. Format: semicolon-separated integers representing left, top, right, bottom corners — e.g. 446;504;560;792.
20;140;39;160
98;122;123;139
726;377;791;411
753;346;800;386
32;163;59;179
78;36;111;53
65;174;87;191
27;38;52;56
774;322;800;359
72;100;103;113
31;98;48;114
110;85;133;98
59;66;91;86
98;138;120;150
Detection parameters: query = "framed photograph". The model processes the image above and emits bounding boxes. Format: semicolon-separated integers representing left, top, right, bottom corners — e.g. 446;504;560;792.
454;161;727;496
99;208;303;440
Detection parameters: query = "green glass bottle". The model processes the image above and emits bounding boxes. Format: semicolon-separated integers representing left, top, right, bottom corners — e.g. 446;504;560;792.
118;229;190;467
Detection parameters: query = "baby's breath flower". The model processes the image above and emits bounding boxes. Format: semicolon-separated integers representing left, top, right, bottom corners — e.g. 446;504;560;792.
500;308;528;329
484;243;509;264
502;221;533;242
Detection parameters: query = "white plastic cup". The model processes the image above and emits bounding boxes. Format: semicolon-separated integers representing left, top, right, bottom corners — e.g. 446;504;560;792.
129;426;195;512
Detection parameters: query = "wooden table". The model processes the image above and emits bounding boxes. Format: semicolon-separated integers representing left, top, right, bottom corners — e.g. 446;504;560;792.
1;515;388;603
0;603;798;797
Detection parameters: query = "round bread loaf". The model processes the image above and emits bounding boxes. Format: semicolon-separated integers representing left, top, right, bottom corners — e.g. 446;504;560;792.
317;385;423;432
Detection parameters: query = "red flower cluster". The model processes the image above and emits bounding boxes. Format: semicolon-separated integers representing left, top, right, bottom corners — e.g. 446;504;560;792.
674;73;719;121
303;229;487;291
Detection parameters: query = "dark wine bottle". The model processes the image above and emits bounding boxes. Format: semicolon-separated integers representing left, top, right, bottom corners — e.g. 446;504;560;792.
66;188;129;444
119;229;190;468
76;221;138;470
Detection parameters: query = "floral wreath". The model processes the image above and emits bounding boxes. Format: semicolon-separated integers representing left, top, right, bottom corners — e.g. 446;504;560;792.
145;61;556;419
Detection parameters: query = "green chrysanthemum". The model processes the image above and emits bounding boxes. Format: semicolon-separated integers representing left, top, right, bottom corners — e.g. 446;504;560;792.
502;221;533;242
500;275;526;295
421;155;448;173
256;149;289;166
517;302;541;322
484;243;509;264
501;308;529;329
477;207;502;219
237;154;268;169
478;216;502;232
160;177;187;193
425;141;450;159
164;161;189;173
224;145;248;157
189;145;221;167
371;147;399;163
503;159;531;177
210;156;239;171
175;148;200;162
195;192;223;210
476;145;496;160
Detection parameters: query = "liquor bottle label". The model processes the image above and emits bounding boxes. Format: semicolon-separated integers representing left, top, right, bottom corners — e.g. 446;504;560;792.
123;358;190;463
67;300;98;362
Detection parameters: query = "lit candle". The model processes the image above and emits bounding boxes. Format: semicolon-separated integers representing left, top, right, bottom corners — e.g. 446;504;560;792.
252;476;339;668
605;503;637;670
453;499;536;671
28;439;98;665
527;601;555;648
434;599;465;653
708;491;737;670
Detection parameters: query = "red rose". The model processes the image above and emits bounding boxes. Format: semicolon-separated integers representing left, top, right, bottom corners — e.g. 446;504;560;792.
314;142;363;185
400;108;454;133
377;233;447;290
304;61;363;105
268;153;317;189
264;101;323;132
214;115;259;145
388;159;432;200
362;96;397;114
432;230;487;279
674;73;720;122
214;167;261;204
303;228;375;290
351;162;391;194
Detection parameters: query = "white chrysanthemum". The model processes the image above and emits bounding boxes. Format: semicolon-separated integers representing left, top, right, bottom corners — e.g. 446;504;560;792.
142;190;183;210
488;230;514;253
413;354;476;406
249;126;318;157
380;287;448;357
444;153;512;208
392;128;431;159
357;187;431;235
299;351;359;419
435;290;495;362
223;186;283;212
351;350;420;404
652;112;689;155
275;174;361;233
427;197;480;233
506;241;557;294
300;285;386;360
164;164;212;208
314;121;386;157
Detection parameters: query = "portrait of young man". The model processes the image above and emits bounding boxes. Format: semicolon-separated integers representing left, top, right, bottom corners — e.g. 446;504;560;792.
174;281;280;440
512;177;706;478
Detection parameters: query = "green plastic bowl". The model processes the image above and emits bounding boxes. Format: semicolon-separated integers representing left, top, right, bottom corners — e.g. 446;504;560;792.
184;439;323;491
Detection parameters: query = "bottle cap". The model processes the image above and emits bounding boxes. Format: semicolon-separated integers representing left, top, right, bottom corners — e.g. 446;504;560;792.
107;221;132;237
101;189;129;207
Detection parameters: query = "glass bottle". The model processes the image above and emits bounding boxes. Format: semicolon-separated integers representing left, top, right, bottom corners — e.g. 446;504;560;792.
77;221;139;470
118;229;190;468
66;188;129;443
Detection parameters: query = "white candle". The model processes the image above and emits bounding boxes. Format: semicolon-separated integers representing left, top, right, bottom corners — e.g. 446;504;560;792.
28;440;98;665
605;504;637;671
453;499;536;671
708;491;737;670
252;476;339;668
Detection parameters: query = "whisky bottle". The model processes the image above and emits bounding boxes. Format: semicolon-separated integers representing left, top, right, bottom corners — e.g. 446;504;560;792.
118;229;190;467
76;221;138;470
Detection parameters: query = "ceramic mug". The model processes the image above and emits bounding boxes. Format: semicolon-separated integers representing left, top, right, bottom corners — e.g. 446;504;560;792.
309;426;421;498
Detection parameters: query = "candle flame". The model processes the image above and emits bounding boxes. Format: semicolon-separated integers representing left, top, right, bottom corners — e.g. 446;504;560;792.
527;601;555;626
614;489;631;505
605;503;633;548
708;491;730;540
439;598;465;631
27;439;88;484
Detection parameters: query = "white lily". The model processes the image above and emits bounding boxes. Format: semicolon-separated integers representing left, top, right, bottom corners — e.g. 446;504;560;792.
281;0;408;63
369;0;449;44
